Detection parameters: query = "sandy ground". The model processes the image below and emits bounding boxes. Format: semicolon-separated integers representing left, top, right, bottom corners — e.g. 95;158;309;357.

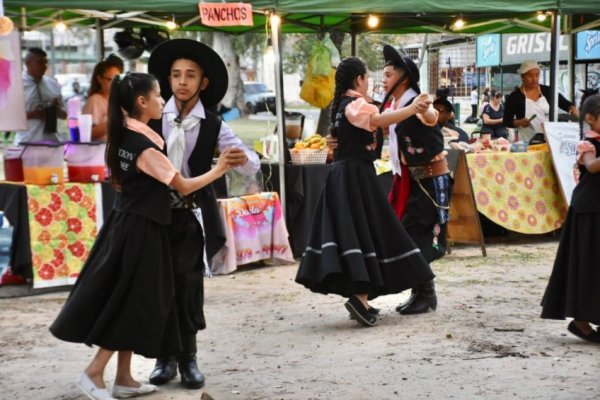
1;236;599;400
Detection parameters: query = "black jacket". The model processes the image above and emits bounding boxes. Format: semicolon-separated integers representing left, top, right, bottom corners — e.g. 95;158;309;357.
503;84;573;128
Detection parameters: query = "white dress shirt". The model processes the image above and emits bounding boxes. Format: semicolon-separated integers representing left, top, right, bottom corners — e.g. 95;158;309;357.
161;96;260;178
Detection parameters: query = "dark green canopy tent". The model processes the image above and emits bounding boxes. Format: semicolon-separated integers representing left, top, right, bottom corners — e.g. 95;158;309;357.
4;0;598;214
4;0;600;34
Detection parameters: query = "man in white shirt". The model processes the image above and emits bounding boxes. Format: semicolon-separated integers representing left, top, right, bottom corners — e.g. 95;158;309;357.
466;86;478;123
147;39;259;391
16;48;66;144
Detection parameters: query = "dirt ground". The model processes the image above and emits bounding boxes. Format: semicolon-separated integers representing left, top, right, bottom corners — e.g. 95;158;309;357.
1;236;599;400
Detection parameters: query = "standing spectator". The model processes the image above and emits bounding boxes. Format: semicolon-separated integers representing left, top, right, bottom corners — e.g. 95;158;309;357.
540;93;600;343
82;58;123;141
15;48;67;145
503;60;578;143
466;86;478;123
481;89;509;139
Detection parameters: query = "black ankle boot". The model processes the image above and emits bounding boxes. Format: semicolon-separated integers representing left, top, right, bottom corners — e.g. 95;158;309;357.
178;353;205;389
398;280;437;315
395;288;417;312
149;357;177;385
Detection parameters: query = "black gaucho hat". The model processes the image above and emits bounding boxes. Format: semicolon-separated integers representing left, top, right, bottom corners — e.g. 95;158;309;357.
148;39;228;107
383;44;421;95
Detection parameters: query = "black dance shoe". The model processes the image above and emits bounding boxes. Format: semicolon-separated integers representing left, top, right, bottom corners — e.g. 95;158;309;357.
344;296;377;327
567;321;600;344
349;306;379;320
398;281;437;315
149;357;177;385
178;354;206;389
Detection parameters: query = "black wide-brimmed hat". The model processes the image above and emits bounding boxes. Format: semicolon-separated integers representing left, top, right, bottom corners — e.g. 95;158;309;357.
148;39;228;107
383;44;421;94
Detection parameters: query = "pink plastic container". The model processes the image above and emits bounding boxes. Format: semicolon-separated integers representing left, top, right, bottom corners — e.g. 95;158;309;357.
65;142;107;182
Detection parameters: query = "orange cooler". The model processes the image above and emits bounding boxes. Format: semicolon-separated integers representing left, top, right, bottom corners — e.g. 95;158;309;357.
65;142;107;183
21;142;65;185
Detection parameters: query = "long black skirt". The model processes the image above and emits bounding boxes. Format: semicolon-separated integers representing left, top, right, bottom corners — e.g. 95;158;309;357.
295;159;434;300
541;208;600;325
50;211;181;358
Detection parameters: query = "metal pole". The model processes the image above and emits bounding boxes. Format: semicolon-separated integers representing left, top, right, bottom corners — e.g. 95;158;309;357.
49;28;56;76
549;11;560;122
95;19;104;62
270;12;286;217
567;15;575;105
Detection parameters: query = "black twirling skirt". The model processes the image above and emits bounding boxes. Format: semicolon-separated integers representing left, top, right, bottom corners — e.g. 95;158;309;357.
50;211;181;358
295;159;435;300
541;208;600;325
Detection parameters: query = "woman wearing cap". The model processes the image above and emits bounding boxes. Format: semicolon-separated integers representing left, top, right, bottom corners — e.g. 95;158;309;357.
503;60;578;143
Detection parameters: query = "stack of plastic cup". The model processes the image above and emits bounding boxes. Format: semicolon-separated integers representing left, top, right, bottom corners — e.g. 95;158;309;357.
67;97;81;142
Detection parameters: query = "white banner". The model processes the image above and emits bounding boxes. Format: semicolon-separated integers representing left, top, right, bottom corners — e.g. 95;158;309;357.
545;122;580;205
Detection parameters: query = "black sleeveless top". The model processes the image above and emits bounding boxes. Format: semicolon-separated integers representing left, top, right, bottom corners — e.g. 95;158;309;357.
114;128;171;225
571;139;600;213
394;96;444;167
332;96;379;162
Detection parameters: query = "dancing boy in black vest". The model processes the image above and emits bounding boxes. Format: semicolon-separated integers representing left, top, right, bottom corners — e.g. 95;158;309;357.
147;39;260;389
382;45;451;315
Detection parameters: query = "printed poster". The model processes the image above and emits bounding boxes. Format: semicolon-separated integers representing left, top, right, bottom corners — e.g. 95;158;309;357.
0;30;26;131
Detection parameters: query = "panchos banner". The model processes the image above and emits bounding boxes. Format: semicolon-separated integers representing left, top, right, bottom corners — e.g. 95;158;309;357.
198;2;253;27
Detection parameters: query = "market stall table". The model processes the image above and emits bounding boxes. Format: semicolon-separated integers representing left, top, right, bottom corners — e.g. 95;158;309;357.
466;150;568;234
211;191;294;275
0;182;111;288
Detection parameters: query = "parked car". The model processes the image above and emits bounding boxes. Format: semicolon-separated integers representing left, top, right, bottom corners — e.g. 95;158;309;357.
243;82;276;114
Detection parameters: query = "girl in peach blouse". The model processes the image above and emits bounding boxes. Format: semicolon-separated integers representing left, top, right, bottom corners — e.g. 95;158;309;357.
296;57;435;327
50;73;233;400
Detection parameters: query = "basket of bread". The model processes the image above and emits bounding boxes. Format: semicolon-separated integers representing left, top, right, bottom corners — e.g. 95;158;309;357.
289;134;329;164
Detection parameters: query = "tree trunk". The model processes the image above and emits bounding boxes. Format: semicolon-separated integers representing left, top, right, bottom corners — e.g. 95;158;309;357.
212;32;245;112
316;32;345;135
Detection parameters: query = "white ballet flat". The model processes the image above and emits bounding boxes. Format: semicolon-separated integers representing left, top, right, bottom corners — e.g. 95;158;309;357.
77;372;117;400
112;383;158;398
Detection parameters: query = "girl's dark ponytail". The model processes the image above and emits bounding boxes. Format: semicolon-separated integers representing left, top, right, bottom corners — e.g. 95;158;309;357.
106;75;126;187
329;57;367;137
105;72;158;188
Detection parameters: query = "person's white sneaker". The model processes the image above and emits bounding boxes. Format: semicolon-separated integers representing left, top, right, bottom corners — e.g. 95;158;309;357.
112;383;158;398
77;372;117;400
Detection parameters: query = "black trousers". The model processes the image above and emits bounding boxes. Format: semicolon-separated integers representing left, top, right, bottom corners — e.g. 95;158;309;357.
162;209;206;357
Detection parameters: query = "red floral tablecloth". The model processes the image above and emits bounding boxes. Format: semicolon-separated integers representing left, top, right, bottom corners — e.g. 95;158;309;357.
466;150;568;234
27;184;99;288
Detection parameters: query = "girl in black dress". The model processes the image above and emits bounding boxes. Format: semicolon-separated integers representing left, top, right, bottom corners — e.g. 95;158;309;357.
50;73;233;399
295;57;435;327
541;93;600;343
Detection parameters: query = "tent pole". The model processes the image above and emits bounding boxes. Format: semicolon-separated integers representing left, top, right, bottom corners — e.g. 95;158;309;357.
95;19;104;62
549;10;560;122
270;13;287;217
567;15;575;104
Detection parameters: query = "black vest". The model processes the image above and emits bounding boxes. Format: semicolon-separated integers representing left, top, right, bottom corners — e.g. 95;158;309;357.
114;128;171;225
394;97;444;166
148;111;226;258
332;96;379;162
571;139;600;213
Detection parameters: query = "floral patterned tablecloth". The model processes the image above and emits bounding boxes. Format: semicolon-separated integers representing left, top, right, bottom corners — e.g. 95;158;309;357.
212;192;295;275
27;184;100;288
466;150;568;234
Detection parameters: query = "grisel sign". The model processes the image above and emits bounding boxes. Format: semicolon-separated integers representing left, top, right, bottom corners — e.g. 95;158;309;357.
199;2;253;27
576;30;600;61
501;33;569;65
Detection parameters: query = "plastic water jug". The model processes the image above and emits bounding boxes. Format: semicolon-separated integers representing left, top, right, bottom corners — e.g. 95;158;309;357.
20;142;65;185
3;146;25;182
65;142;107;182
